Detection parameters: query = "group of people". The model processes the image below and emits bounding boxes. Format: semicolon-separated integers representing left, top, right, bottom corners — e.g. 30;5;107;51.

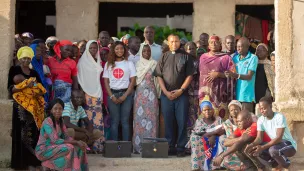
8;25;294;171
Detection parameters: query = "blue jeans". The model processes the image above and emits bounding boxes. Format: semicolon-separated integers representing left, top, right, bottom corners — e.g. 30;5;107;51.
107;90;133;141
160;92;188;152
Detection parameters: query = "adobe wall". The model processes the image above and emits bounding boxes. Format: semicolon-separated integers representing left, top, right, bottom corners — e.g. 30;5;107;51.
274;0;304;165
56;0;99;42
0;0;15;167
56;0;274;41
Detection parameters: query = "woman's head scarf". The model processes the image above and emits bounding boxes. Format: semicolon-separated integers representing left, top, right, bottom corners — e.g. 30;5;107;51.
21;32;34;39
255;43;269;55
17;46;34;60
53;40;73;59
199;95;213;111
228;100;242;110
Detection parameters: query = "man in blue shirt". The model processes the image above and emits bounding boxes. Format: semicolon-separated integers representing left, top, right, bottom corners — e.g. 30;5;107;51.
225;37;258;112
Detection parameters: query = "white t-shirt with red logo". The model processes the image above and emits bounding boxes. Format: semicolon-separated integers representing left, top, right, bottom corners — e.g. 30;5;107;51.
103;60;136;90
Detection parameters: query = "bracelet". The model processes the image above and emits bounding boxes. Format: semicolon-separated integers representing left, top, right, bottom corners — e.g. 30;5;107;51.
237;74;241;79
219;154;224;159
110;94;115;99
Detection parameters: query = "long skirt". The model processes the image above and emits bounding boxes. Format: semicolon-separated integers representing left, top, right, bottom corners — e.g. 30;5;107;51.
11;102;41;170
132;70;159;153
37;143;88;171
84;94;105;152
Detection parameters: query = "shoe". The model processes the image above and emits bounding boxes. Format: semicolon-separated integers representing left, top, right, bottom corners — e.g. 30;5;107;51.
177;151;186;157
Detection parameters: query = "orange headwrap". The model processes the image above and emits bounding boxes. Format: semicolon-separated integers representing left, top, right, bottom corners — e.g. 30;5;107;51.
53;40;73;59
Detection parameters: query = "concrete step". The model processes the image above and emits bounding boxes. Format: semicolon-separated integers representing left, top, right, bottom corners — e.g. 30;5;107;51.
88;154;191;171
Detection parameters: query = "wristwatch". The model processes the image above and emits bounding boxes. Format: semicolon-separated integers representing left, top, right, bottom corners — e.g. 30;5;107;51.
181;88;185;92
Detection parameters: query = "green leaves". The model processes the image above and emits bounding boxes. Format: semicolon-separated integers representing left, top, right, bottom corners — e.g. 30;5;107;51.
117;23;192;44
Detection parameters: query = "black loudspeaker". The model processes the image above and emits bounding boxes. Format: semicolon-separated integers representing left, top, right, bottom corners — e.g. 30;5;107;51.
141;138;168;158
104;141;132;158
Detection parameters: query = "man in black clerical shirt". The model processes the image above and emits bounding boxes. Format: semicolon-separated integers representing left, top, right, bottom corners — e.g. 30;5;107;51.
154;34;194;157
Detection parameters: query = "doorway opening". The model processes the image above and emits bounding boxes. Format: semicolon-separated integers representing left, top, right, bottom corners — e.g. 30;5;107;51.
99;2;193;38
15;0;56;39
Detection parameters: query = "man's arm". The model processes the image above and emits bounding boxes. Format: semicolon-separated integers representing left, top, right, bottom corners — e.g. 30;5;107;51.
261;128;284;149
251;128;284;156
231;70;255;80
221;133;255;158
72;76;79;90
83;117;94;133
223;136;242;147
63;116;86;132
213;133;255;166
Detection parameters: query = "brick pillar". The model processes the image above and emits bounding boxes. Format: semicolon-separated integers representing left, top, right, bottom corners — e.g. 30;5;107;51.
192;0;235;41
56;0;99;41
0;0;15;166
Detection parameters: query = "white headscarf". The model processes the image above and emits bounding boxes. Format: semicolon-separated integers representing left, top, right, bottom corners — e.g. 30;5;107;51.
77;40;103;98
136;46;157;85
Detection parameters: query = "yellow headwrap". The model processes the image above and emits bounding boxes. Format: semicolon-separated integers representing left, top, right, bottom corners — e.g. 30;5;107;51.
17;46;34;60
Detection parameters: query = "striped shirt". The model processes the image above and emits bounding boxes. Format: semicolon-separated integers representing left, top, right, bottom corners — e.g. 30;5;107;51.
62;101;87;126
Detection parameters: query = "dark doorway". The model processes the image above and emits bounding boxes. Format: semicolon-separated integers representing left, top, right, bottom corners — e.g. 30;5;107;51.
236;5;274;20
99;2;193;37
235;5;275;53
16;0;56;40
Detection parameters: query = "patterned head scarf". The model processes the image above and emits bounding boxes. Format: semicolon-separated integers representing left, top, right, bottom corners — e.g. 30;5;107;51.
270;51;275;57
21;32;34;39
255;43;269;55
53;40;73;59
199;95;213;111
228;100;242;110
45;36;59;46
112;37;120;42
17;46;34;60
208;35;222;52
120;34;131;45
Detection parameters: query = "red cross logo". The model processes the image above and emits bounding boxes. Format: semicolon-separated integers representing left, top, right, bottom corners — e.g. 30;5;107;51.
113;68;124;79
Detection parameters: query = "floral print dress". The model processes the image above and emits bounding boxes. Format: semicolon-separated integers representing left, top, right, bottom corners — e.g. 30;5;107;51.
35;117;88;171
132;69;159;153
187;57;199;137
85;94;105;153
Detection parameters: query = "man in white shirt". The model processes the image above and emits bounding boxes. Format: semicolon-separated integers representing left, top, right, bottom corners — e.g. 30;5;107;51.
245;96;297;170
139;26;162;61
128;36;141;65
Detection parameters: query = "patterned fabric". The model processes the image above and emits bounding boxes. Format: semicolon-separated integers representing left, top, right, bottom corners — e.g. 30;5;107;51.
187;58;199;136
53;80;72;103
189;117;224;170
258;60;275;99
199;53;235;120
221;119;243;170
30;43;50;102
84;94;105;152
35;117;88;171
13;77;46;129
132;69;159;153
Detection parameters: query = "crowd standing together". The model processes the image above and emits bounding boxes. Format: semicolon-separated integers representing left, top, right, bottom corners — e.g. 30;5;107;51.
9;26;296;171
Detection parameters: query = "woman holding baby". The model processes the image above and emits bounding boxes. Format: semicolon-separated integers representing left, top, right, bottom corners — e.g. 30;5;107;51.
7;46;46;171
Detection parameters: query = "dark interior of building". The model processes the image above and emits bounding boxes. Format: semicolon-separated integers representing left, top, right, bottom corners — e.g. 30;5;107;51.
236;5;274;21
14;1;274;40
16;0;55;40
98;3;194;37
